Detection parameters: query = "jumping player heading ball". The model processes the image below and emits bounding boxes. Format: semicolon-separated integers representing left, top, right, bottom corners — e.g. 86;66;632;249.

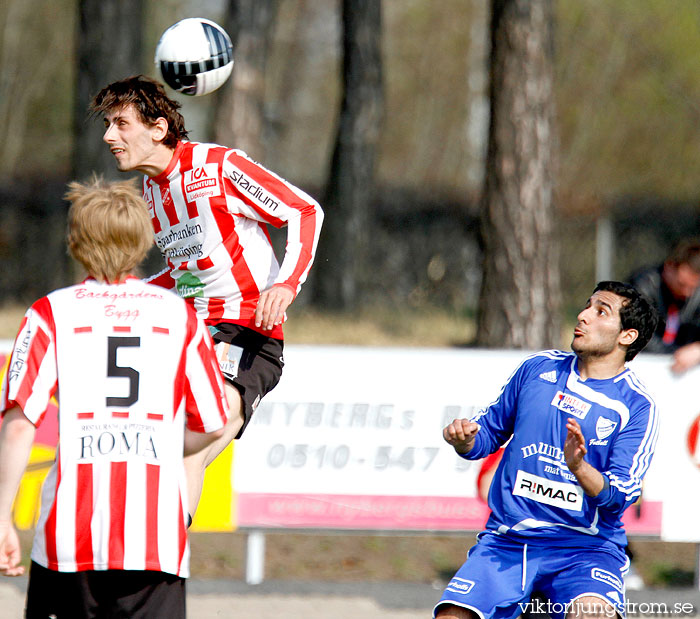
90;75;324;519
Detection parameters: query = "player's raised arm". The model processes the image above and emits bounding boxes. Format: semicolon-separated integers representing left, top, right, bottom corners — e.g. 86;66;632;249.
443;419;480;455
564;418;605;497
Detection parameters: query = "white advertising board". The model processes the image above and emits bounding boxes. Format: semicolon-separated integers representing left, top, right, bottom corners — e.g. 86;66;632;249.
2;339;697;540
233;346;683;538
233;346;523;530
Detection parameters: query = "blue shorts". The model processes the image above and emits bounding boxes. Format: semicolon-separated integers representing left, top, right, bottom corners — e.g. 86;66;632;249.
434;533;629;619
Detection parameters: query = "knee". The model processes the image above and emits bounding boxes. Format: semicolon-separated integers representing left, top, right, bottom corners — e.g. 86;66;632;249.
566;596;619;619
224;383;244;424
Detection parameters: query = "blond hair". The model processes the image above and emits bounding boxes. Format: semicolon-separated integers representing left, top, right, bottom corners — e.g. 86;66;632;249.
65;176;153;282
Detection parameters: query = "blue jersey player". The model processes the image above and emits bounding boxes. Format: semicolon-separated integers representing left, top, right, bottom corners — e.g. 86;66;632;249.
435;281;659;619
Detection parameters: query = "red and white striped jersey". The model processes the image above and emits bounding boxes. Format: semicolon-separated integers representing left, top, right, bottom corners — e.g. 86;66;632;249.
143;141;324;338
0;277;228;577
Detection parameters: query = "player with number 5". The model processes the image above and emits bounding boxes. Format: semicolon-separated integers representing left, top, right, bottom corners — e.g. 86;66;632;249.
0;177;230;616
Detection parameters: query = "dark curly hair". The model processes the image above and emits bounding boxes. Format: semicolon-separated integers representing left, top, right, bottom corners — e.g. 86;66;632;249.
90;75;188;149
594;281;660;361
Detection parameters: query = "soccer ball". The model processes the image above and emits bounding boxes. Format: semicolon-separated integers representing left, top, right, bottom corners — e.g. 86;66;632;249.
154;18;234;97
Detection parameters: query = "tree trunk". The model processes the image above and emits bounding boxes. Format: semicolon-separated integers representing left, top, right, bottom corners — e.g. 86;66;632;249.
476;0;561;349
214;0;279;161
73;0;144;181
313;0;384;310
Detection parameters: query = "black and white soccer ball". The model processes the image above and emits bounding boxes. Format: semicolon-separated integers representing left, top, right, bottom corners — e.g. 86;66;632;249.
154;18;234;97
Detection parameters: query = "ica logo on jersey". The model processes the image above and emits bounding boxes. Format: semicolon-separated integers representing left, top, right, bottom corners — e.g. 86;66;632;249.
184;164;221;201
550;391;591;419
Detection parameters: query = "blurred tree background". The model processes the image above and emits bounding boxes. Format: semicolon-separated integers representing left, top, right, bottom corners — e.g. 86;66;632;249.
2;0;700;344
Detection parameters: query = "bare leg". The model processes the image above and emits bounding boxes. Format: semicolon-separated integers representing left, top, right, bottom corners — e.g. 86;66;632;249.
566;595;618;619
185;382;244;518
435;605;480;619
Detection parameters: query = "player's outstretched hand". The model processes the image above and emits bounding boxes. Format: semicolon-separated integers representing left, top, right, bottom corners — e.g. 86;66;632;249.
443;418;480;455
0;520;24;577
564;417;587;472
255;284;295;331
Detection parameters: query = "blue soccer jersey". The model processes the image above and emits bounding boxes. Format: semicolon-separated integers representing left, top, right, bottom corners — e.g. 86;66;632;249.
464;350;658;549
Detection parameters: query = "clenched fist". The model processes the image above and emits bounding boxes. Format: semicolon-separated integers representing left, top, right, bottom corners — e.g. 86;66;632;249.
443;418;480;455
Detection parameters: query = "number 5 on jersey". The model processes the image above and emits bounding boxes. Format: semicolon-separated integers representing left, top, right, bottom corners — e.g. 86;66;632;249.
106;336;141;407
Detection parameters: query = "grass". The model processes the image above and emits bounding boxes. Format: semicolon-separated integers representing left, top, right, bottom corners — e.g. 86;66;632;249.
188;530;476;583
187;531;699;587
2;301;577;350
14;527;698;586
284;305;476;348
0;303;476;347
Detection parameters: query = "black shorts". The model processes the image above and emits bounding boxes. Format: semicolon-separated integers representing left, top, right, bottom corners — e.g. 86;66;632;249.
210;322;284;438
25;561;186;618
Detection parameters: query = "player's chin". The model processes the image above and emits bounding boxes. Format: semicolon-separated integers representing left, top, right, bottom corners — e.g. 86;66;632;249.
112;155;133;171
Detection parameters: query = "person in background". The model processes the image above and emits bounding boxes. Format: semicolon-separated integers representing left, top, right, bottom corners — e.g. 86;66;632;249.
0;177;228;618
628;237;700;374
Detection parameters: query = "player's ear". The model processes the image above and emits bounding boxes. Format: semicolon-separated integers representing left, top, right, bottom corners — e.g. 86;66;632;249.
619;328;638;348
152;117;169;143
